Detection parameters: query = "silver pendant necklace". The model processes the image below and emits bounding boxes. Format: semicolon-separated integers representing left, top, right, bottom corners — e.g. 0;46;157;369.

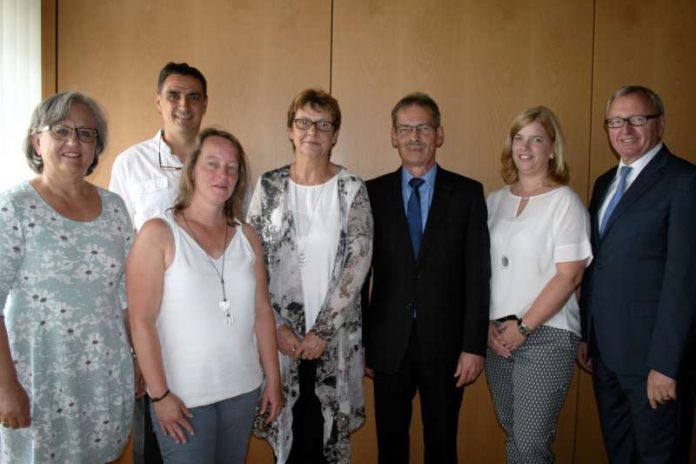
290;179;326;267
182;213;233;326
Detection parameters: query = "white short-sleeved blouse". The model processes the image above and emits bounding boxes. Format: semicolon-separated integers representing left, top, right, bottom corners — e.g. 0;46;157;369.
487;185;592;335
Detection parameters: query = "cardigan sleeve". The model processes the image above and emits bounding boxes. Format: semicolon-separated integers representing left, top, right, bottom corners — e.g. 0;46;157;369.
310;180;373;340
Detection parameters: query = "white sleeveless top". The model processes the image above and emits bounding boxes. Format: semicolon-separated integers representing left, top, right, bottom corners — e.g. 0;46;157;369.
287;176;341;333
155;211;262;408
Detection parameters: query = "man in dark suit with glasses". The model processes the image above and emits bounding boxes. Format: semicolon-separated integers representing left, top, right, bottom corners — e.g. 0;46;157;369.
578;85;696;464
363;92;490;464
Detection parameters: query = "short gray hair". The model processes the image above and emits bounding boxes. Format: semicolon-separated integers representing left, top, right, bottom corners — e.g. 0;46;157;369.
606;85;665;118
24;91;108;175
391;92;441;128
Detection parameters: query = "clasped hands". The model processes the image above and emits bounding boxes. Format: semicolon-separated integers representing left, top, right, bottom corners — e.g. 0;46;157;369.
487;320;526;358
277;324;327;360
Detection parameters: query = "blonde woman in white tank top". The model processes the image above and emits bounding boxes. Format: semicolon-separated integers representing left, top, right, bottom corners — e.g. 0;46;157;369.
127;129;282;464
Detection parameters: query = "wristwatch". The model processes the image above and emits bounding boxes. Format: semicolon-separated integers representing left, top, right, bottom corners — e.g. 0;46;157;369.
517;318;532;337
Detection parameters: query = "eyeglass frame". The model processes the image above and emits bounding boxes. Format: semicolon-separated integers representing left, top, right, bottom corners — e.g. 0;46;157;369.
38;124;99;144
604;114;662;129
394;124;438;138
292;118;336;133
158;131;183;172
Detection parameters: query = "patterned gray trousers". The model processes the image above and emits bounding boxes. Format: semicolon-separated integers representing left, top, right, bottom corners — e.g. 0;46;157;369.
485;325;579;464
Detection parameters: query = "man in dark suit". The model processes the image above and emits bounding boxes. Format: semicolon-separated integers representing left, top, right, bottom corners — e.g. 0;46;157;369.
578;85;696;463
363;92;490;464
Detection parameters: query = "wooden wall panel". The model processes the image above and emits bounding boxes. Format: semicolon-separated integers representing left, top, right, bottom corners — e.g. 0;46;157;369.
332;1;593;462
40;0;56;96
56;0;332;189
588;0;696;182
579;1;696;463
331;0;594;201
54;1;332;463
44;0;696;463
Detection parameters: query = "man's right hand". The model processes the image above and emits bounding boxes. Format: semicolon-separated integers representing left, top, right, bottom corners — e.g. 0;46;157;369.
576;341;593;373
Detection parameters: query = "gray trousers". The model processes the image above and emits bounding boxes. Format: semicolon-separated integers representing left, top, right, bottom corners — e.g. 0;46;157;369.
485;325;578;464
151;388;260;464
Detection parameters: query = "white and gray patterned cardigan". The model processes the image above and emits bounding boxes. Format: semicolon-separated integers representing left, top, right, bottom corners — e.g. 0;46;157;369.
247;165;373;464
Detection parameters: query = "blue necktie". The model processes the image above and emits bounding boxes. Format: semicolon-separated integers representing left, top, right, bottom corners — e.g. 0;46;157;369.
599;166;632;236
407;177;425;257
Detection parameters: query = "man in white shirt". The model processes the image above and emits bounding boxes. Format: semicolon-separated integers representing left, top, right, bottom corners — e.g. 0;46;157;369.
110;62;208;229
109;62;208;464
578;85;696;464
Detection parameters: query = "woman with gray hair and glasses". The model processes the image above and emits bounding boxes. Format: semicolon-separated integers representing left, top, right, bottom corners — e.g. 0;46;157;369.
0;92;135;463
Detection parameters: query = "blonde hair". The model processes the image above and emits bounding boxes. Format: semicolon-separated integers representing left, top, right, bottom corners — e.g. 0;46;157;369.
174;128;249;221
500;106;569;185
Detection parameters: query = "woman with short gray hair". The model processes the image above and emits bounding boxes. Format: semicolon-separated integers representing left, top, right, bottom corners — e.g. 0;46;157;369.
0;92;134;463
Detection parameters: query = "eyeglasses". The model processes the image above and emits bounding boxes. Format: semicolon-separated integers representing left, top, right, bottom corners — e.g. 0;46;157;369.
394;124;437;138
605;114;661;129
39;124;99;143
292;118;335;133
158;132;182;171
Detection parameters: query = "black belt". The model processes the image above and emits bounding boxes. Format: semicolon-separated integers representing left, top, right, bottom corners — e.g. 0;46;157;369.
493;314;519;323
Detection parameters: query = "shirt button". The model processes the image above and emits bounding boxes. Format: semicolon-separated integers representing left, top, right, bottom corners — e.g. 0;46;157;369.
501;256;509;267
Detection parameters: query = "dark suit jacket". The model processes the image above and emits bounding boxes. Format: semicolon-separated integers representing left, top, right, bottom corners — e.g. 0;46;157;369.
580;145;696;379
363;165;490;376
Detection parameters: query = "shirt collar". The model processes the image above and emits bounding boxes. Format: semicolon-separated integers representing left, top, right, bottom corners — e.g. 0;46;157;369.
401;164;437;189
618;142;662;176
156;129;183;167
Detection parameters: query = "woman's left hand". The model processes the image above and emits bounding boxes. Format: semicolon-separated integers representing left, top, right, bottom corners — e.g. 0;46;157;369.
298;332;327;360
488;322;511;358
259;380;284;424
495;320;527;352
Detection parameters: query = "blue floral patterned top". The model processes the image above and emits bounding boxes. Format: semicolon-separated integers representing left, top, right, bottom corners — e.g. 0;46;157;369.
0;182;134;464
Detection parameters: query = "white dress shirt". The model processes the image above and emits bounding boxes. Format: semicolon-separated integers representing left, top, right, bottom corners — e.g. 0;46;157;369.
109;131;183;230
597;142;663;227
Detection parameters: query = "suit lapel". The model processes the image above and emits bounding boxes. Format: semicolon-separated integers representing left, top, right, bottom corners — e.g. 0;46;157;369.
601;148;669;237
592;170;615;237
417;166;451;261
384;169;416;262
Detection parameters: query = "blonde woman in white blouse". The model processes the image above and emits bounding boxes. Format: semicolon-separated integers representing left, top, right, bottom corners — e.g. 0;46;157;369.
485;107;592;463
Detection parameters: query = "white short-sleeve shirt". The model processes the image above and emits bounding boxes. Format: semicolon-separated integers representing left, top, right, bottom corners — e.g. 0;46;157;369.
109;131;183;230
487;185;592;335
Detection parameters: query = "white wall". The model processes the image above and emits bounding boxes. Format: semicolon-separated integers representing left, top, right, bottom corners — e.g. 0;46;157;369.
0;0;41;191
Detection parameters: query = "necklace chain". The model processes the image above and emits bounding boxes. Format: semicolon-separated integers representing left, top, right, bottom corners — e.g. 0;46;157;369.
290;179;326;266
181;212;233;326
